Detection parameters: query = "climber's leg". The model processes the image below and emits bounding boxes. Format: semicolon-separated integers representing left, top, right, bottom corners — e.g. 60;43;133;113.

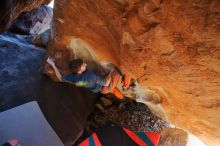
111;88;124;99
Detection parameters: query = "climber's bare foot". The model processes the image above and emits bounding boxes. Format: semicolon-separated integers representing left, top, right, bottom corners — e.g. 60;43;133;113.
7;139;20;146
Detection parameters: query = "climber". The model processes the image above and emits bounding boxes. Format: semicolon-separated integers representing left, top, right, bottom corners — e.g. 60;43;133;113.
46;57;134;99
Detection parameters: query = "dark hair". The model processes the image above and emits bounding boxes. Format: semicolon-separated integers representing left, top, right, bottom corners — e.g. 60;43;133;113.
69;59;84;73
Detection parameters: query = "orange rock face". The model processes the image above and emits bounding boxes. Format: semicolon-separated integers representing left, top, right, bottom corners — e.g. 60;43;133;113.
50;0;220;145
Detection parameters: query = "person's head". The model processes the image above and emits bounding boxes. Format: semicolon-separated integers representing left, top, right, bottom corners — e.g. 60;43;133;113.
69;59;87;74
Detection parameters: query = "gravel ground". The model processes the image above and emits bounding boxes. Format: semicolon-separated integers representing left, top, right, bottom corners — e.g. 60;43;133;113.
75;95;170;145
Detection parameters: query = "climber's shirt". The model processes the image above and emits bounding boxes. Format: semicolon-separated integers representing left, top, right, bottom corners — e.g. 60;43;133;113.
61;70;106;93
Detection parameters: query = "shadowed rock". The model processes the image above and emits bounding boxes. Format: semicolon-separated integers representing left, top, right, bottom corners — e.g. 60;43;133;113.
0;0;51;32
0;32;98;145
9;5;53;35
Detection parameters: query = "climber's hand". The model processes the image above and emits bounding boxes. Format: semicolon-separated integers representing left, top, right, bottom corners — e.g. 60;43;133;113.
104;74;111;86
47;57;55;66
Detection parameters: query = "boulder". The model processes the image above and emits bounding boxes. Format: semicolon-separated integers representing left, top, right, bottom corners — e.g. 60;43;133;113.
9;5;53;35
0;0;51;32
46;0;220;145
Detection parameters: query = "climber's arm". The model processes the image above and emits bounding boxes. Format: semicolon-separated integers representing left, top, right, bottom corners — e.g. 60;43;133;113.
47;57;62;81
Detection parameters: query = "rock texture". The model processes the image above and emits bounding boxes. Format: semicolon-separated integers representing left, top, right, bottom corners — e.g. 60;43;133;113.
7;4;53;48
48;0;220;145
9;4;53;35
0;32;45;110
0;0;51;32
159;128;188;146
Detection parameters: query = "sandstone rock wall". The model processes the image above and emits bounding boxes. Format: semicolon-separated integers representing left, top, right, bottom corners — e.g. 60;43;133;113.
49;0;220;145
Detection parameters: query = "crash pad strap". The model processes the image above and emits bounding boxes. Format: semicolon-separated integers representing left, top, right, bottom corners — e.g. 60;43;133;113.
145;132;161;146
96;126;138;146
79;133;101;146
135;132;154;146
123;128;157;146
